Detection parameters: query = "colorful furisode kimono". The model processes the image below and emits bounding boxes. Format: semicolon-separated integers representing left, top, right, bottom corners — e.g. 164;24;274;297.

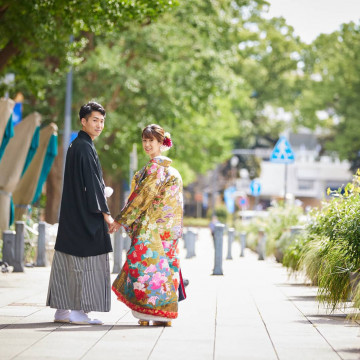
112;156;183;319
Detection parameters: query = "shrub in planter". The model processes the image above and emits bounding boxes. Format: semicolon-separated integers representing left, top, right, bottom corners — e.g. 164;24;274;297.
316;240;353;310
298;235;328;286
264;203;304;257
282;231;309;274
301;173;360;310
242;217;266;252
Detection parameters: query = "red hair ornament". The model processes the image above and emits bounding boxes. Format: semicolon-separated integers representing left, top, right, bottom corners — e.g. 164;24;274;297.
161;132;173;152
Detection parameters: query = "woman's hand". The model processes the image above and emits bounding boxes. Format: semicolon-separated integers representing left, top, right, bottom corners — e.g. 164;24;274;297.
108;221;121;234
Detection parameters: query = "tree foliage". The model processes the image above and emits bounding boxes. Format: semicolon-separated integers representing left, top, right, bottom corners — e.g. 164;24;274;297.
295;22;360;168
3;0;307;187
0;0;177;74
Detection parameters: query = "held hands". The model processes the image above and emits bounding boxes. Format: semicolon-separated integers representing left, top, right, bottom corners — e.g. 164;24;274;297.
108;221;121;234
102;212;121;234
103;213;114;226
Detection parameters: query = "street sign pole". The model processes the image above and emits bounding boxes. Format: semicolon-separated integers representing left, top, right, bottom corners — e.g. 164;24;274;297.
284;163;288;201
269;136;295;203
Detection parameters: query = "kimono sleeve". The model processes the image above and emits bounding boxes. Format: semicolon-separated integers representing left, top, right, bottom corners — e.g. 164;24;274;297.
81;149;110;214
115;163;164;227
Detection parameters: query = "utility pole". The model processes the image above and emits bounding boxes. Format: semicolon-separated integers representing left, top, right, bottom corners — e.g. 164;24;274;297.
62;35;74;176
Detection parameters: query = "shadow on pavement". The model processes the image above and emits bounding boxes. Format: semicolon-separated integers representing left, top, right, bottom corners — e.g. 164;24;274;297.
286;295;317;302
275;282;314;287
0;323;144;331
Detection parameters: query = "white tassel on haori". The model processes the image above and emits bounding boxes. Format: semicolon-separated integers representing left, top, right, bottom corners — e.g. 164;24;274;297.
104;186;114;198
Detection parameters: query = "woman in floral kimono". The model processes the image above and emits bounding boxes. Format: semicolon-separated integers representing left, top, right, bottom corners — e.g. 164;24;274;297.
109;124;183;326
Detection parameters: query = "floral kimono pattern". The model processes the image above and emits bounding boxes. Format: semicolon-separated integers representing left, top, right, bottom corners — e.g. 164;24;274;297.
112;156;183;319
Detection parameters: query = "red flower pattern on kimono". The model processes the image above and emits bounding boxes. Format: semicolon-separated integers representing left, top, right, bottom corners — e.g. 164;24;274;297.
172;258;180;269
129;243;148;264
134;289;147;301
167;247;175;259
129;267;140;279
160;231;171;240
123;261;129;272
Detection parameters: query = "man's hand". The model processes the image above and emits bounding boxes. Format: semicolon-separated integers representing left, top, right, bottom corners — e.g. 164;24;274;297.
108;221;121;234
103;213;114;226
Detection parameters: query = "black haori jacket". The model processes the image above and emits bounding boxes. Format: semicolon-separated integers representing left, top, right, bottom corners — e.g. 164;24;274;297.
55;130;113;257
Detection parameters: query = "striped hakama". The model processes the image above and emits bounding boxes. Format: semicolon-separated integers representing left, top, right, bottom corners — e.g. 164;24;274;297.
46;251;111;312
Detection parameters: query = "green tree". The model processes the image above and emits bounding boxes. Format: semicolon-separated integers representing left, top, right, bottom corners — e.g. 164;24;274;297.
0;0;177;74
5;0;307;221
295;22;360;169
232;11;304;149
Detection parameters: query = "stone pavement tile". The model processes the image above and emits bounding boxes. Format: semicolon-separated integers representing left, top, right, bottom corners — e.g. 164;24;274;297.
81;311;163;360
148;293;216;360
0;308;63;359
0;268;50;307
0;305;43;317
276;278;360;360
1;227;360;360
214;281;277;359
0;316;25;329
250;281;340;358
10;294;131;360
219;251;342;360
11;312;115;359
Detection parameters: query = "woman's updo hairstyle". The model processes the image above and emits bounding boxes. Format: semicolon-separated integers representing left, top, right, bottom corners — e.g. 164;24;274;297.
142;124;173;151
142;124;164;143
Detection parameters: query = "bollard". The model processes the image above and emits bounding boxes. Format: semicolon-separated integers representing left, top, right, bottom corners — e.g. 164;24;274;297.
258;229;266;261
2;230;15;265
183;230;188;250
36;222;47;267
14;221;25;272
112;230;124;274
186;230;196;258
226;228;234;260
124;233;131;252
189;230;196;257
213;223;225;275
290;226;304;236
184;232;191;258
240;231;246;257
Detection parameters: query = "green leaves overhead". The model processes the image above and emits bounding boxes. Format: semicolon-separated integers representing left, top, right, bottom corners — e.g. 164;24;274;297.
3;0;312;185
0;0;177;73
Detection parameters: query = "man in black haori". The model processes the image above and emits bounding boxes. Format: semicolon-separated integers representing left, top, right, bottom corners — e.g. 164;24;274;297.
46;101;114;325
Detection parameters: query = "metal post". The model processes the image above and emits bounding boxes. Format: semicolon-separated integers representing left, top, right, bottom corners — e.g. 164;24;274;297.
226;228;234;260
284;163;288;201
124;233;131;252
186;230;196;258
213;223;225;275
2;230;15;265
36;221;46;267
258;229;266;261
240;231;246;257
129;143;138;188
183;230;188;250
112;229;124;274
14;221;25;272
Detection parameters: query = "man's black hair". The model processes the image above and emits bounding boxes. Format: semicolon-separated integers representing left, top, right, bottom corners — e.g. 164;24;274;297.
79;101;106;122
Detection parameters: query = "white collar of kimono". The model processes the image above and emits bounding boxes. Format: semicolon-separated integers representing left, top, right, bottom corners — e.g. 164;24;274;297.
151;156;172;167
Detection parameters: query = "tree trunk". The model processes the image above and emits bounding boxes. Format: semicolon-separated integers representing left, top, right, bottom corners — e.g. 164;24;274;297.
45;142;63;224
0;40;20;73
103;172;124;217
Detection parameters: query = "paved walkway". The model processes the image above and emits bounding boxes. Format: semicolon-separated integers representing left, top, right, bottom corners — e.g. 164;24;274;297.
1;228;360;360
